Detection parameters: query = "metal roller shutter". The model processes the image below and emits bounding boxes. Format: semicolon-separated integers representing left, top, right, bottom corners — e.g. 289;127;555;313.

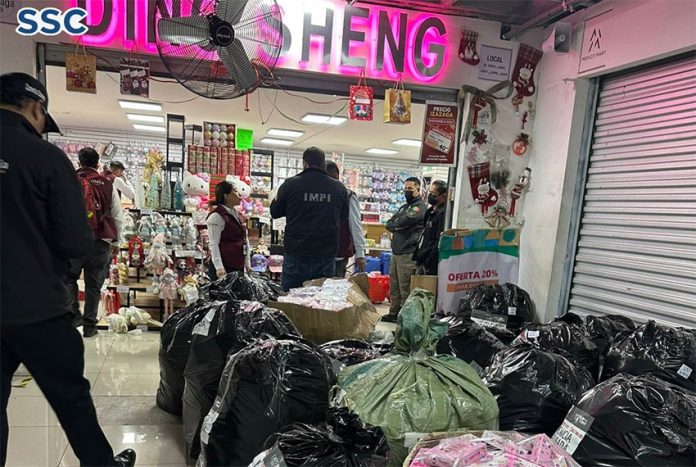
568;56;696;328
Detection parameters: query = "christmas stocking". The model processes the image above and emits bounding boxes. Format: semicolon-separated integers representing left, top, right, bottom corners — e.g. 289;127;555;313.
467;161;490;203
510;44;542;113
459;29;480;65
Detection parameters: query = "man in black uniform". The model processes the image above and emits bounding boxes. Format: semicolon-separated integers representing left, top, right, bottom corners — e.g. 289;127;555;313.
270;147;348;290
0;73;135;467
383;177;427;322
413;180;448;275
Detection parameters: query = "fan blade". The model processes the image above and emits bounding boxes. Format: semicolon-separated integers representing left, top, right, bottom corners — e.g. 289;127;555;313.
219;0;249;25
219;39;258;90
158;16;209;46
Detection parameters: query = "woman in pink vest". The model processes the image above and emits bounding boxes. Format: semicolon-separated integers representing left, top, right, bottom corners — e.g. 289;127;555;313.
206;181;250;280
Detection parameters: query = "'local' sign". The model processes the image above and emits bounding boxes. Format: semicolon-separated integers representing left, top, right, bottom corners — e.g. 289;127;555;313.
53;0;456;86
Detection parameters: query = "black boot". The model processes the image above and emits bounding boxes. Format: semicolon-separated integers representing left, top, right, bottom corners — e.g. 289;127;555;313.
114;449;136;467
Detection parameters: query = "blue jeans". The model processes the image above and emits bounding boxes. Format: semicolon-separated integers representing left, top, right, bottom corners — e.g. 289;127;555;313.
282;255;336;291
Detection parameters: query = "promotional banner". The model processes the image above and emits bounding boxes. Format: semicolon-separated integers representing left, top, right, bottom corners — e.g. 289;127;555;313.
437;229;520;315
420;102;460;166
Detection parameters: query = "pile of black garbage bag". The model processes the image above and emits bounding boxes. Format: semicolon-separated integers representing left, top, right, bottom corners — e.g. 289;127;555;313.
156;302;221;415
481;343;595;435
183;300;300;459
197;337;336;466
200;271;286;303
436;317;507;372
261;407;386;467
452;283;535;344
555;374;696;466
319;339;383;371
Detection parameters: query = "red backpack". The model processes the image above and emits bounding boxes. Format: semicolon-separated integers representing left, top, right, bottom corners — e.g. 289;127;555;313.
78;171;107;231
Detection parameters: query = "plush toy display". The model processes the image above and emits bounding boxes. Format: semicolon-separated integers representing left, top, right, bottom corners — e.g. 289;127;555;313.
122;212;136;240
183;172;210;212
184;218;198;249
159;267;178;320
128;236;144;268
144;233;172;275
170;217;183;246
137;216;154;243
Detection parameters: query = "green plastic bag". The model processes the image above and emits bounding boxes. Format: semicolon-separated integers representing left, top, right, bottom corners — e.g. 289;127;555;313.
339;289;499;466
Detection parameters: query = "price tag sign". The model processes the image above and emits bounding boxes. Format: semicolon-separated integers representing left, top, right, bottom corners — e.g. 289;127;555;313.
176;250;195;257
146;286;158;294
526;330;540;339
508;306;517;316
553;407;594;455
140;208;152;215
116;285;129;294
678;364;693;379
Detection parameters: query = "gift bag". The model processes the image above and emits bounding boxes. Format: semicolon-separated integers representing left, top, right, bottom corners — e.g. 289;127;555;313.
66;44;96;94
349;69;374;121
383;78;411;124
120;58;150;97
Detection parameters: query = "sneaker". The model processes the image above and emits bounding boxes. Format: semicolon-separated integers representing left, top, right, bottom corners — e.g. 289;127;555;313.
114;449;136;467
83;327;98;338
381;314;398;323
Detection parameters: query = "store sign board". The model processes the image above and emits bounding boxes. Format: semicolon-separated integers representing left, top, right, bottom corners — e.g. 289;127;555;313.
477;45;512;82
420;101;459;166
236;128;253;150
579;9;612;74
57;0;457;86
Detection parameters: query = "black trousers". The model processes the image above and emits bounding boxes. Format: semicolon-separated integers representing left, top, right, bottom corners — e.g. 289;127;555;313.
67;240;111;329
0;314;116;467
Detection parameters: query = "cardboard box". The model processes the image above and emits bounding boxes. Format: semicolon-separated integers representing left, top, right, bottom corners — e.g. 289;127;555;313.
269;275;380;345
411;275;438;294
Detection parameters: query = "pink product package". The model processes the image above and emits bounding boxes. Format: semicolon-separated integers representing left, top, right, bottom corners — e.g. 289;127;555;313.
414;444;487;467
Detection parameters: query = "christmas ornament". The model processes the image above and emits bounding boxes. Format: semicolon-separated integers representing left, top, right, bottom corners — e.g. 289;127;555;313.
511;44;542;113
472;129;488;146
128;236;144;268
512;133;530;156
459;29;480;65
510;167;532;216
474;178;499;215
485;200;511;229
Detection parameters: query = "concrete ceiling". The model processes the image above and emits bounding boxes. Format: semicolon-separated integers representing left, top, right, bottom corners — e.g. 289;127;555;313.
46;65;427;161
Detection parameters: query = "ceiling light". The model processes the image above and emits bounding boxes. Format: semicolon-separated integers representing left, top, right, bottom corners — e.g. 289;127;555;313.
260;138;294;146
267;128;304;138
366;148;399;155
119;100;162;112
127;114;165;123
133;124;166;133
301;113;347;125
393;138;422;148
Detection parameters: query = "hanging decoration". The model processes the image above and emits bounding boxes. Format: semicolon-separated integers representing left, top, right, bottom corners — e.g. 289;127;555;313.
512;133;530;156
459;29;480;65
349;69;374;121
120;58;150;97
485;200;511;229
383;75;412;124
510;44;542;114
66;41;96;94
472;129;489;147
474;178;499;215
509;168;532;216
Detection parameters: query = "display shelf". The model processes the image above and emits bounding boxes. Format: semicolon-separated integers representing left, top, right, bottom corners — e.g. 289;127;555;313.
128;208;192;217
251;171;273;177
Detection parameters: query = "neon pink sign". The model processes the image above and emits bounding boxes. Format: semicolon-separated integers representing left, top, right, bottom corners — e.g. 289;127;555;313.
66;0;453;85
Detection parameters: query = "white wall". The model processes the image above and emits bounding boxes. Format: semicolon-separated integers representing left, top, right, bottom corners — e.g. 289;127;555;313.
0;23;35;75
521;0;696;321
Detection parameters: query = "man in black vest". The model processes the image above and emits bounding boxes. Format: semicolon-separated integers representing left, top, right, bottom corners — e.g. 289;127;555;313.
270;147;349;290
0;72;135;467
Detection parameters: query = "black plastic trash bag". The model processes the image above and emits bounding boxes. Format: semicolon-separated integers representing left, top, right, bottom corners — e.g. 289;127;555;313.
603;320;696;391
452;283;535;344
584;314;635;356
512;320;601;378
201;271;285;303
319;340;381;367
481;344;595;435
197;338;336;467
182;301;300;459
261;407;386;467
553;374;696;466
436;317;507;373
156;302;215;415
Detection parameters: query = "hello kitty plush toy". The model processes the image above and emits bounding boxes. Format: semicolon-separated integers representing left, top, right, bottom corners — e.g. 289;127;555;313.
225;175;251;199
183;172;210;212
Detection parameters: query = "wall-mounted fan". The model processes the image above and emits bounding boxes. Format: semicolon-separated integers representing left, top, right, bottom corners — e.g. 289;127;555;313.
155;0;283;99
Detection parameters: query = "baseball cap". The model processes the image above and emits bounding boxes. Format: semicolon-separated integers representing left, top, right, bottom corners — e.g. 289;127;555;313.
250;254;268;273
268;255;284;273
0;72;60;134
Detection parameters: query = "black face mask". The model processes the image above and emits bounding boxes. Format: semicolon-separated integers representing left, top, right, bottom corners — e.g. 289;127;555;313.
428;194;439;205
404;191;415;203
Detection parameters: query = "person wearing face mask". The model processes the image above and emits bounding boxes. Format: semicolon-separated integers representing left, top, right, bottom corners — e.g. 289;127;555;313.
384;177;427;322
206;180;252;280
413;180;449;276
0;73;136;467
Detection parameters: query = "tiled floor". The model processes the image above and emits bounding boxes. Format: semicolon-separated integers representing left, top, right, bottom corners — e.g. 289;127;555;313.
6;305;396;467
5;331;188;467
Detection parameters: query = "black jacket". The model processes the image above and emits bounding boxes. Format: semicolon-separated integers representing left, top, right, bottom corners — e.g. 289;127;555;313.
270;167;348;257
385;197;427;255
413;204;446;275
1;110;94;325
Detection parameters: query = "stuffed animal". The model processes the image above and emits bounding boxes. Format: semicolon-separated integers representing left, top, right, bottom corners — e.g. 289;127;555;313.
137;215;154;243
122;212;136;240
474;178;498;215
170;217;183;246
184;218;198;249
144;233;172;275
225;175;251;199
183;171;210;211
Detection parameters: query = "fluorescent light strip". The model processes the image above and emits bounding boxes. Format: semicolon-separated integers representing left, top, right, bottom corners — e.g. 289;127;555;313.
127;114;165;123
260;137;294;146
393;138;422;148
133;124;166;133
267;128;304;138
366;148;399;155
301;113;347;125
119;100;162;112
